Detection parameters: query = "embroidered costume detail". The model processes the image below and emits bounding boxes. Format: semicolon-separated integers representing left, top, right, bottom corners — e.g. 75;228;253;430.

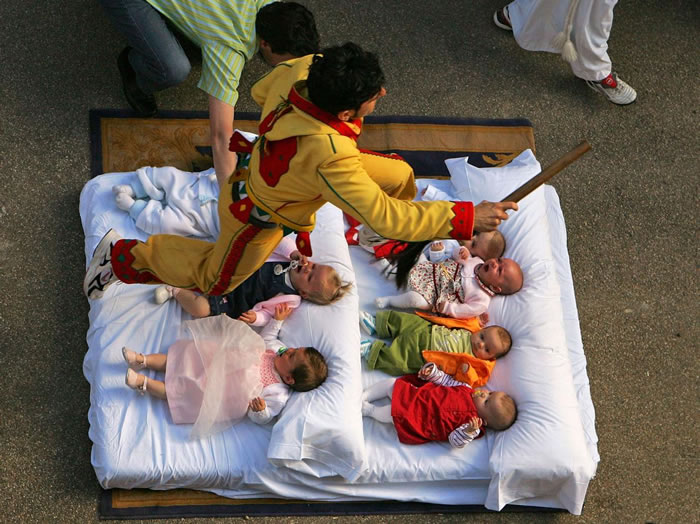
448;202;474;240
258;104;293;135
359;148;406;162
111;239;161;284
259;136;298;187
295;231;312;257
228;130;255;153
287;86;361;140
208;224;262;296
229;197;253;224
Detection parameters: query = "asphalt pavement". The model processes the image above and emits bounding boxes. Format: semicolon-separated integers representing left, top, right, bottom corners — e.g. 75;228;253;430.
0;1;697;522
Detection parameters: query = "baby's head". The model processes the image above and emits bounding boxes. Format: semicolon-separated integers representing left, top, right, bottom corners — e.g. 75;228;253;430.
471;325;512;360
289;262;352;304
461;230;506;261
476;257;523;295
471;389;517;431
274;346;328;392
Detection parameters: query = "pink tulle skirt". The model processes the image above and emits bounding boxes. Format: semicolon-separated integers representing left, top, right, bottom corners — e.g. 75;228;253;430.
164;316;265;437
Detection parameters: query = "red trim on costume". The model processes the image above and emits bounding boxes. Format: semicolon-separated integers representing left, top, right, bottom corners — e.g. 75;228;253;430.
229;197;253;224
373;239;407;259
448;202;474;240
111;239;162;285
260;136;298;187
228;130;254;153
295;231;312;257
258;105;292;135
209;224;262;296
359;148;405;162
287;87;361;140
344;212;361;245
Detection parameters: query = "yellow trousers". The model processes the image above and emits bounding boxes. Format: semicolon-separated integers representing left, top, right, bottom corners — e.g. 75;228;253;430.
111;151;415;295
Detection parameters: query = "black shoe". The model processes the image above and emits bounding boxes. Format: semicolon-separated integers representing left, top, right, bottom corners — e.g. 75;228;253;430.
117;47;157;117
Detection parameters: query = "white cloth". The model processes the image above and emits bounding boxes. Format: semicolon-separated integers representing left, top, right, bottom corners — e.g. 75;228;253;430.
132;166;220;238
508;0;617;81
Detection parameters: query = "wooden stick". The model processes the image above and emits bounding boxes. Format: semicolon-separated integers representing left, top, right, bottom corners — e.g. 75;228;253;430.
500;140;592;203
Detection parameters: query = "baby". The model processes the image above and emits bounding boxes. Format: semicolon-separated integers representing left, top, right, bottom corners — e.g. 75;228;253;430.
113;166;221;239
427;229;505;264
123;304;327;437
156;235;351;326
112;131;258;239
362;362;517;447
359;309;511;385
377;247;523;319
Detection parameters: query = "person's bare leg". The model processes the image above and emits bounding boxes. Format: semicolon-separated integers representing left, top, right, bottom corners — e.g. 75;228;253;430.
143;353;167;372
173;289;212;318
125;370;167;399
144;376;167;399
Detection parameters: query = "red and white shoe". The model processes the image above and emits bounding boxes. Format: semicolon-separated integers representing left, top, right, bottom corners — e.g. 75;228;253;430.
585;73;637;105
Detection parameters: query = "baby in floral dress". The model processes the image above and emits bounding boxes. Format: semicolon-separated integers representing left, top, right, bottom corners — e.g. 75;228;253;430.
376;244;523;319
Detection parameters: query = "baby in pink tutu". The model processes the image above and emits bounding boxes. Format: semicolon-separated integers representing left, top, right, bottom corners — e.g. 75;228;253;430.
122;303;327;437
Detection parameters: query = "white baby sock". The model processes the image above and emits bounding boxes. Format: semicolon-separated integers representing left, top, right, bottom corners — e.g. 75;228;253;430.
112;184;135;197
376;291;430;310
362;402;393;424
115;192;135;211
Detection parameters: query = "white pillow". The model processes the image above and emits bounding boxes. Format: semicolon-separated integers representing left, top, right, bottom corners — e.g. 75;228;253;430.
445;153;596;513
447;149;543;207
268;204;367;481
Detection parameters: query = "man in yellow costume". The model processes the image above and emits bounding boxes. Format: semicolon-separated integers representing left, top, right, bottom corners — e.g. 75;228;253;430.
84;43;518;300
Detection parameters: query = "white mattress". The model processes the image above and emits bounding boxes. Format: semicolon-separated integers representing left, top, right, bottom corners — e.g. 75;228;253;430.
81;155;598;514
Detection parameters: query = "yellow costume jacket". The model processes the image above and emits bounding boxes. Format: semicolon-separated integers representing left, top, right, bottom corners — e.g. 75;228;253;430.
244;55;474;244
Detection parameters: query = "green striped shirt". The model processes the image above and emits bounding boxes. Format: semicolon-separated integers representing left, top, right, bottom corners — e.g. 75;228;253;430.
146;0;275;106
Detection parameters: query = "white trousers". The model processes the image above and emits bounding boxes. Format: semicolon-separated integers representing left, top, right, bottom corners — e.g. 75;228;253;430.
508;0;617;81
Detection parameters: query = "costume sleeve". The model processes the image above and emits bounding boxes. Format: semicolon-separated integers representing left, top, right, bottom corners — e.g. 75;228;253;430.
247;383;290;424
448;424;481;448
439;294;490;319
317;145;474;242
260;318;285;353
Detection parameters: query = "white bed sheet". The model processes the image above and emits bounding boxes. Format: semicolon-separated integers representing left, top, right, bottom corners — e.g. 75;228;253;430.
82;161;598;514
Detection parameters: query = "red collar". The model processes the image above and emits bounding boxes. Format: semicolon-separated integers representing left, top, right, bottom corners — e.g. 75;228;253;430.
474;263;496;297
287;86;362;141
